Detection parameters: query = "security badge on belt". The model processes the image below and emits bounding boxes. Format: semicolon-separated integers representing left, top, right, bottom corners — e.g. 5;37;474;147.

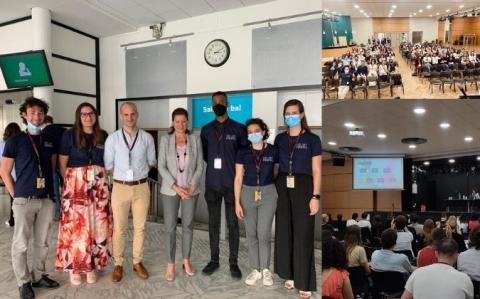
254;189;262;202
287;175;295;188
36;177;45;189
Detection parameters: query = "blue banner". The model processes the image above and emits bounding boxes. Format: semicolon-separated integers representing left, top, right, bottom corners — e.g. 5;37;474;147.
192;94;253;128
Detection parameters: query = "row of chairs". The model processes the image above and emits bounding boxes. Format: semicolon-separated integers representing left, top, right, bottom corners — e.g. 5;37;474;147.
322;74;404;99
426;69;480;93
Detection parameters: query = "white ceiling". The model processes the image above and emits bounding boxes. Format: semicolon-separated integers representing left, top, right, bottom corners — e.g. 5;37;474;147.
0;0;275;37
323;100;480;159
323;0;480;18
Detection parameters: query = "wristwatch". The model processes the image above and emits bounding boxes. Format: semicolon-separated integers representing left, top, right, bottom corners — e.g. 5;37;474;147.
312;194;320;200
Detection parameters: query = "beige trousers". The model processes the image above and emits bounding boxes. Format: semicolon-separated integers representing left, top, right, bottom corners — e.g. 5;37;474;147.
111;182;150;266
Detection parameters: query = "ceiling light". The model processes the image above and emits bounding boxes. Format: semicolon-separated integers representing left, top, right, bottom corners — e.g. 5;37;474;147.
427;5;432;9
436;12;440;15
477;156;480;161
440;122;450;129
459;4;464;8
449;159;455;164
392;5;397;9
328;141;337;146
344;122;355;128
360;9;364;13
354;4;359;8
419;9;423;13
409;145;417;149
413;107;425;114
377;133;387;139
423;161;430;166
446;9;450;12
413;12;417;16
465;136;473;142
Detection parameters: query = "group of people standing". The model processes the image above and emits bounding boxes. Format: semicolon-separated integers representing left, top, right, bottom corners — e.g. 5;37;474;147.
1;91;321;299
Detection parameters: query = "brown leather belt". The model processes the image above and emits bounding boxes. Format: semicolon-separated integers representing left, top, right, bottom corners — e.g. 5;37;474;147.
114;178;148;186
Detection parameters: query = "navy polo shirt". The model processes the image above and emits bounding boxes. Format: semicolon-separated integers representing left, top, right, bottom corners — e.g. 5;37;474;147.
3;132;56;199
43;124;66;154
60;129;108;168
201;118;248;191
274;131;322;176
236;144;278;187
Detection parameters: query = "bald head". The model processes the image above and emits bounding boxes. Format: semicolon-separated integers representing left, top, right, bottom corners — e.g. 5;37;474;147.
119;101;138;130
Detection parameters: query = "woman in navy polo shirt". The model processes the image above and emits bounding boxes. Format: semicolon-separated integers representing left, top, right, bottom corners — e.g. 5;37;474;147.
54;102;112;285
234;118;278;287
274;99;321;299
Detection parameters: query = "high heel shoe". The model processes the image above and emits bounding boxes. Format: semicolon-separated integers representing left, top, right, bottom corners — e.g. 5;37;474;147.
165;265;175;282
182;263;195;276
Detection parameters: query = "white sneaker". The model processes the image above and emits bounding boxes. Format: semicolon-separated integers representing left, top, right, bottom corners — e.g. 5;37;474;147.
262;269;274;286
245;269;262;286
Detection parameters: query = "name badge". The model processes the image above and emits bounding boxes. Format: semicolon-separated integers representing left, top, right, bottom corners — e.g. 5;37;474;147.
254;190;262;202
214;158;222;169
286;176;295;189
87;169;95;182
126;169;134;181
36;177;46;189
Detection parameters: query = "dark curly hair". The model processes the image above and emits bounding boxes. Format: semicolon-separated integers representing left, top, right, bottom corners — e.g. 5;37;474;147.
469;225;480;250
3;122;21;141
19;96;49;125
245;118;269;141
322;237;348;269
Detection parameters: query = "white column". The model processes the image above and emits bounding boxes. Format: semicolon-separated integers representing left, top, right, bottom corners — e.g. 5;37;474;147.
32;7;53;111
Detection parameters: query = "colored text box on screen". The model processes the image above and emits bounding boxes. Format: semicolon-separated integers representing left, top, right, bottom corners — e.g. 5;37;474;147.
192;94;252;128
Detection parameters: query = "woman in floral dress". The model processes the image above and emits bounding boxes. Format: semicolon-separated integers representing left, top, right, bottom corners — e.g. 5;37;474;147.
55;102;112;285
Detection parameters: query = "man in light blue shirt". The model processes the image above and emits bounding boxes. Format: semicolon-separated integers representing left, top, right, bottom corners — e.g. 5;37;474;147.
104;102;156;282
371;228;415;275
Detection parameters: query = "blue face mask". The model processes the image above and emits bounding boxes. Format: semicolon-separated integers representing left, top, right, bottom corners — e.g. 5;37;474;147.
285;114;301;128
27;122;42;133
248;132;264;144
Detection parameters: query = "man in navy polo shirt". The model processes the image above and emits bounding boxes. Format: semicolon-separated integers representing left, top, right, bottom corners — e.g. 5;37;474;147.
0;97;60;299
200;91;247;279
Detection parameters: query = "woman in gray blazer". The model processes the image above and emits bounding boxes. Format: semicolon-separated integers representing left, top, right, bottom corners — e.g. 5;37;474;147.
158;108;204;281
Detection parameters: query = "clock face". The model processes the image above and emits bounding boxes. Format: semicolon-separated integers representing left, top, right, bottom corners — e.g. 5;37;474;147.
204;39;230;67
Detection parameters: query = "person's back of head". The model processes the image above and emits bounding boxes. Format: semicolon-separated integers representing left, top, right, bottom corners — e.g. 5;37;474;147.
361;212;369;220
373;214;382;225
395;215;407;230
381;229;398;249
322;237;348;270
435;238;459;264
431;227;447;247
322;213;329;225
410;214;419;224
352;213;358;221
468;225;480;250
337;214;343;221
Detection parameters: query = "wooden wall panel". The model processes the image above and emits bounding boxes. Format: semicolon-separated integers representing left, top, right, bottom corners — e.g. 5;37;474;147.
322;46;354;59
450;17;480;46
438;20;445;43
373;17;409;33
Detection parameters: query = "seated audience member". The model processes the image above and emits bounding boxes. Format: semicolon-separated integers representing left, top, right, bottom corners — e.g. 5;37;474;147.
338;67;354;99
371;229;414;275
457;226;480;282
408;214;423;236
323;213;335;235
357;212;371;230
468;213;480;232
344;226;370;274
322;237;354;299
418;219;435;249
447;215;467;253
401;239;474;299
346;213;359;227
392;215;414;257
417;228;447;267
371;215;385;241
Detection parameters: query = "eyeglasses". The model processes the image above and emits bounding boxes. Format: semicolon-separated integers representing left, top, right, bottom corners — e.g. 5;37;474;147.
80;112;96;118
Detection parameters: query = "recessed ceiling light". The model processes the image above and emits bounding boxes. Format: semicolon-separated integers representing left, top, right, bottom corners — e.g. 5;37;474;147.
440;122;450;129
477;156;480;161
449;159;455;164
459;4;464;8
354;4;359;8
465;136;473;142
414;107;425;114
377;133;387;139
328;141;337;146
360;9;364;13
419;9;423;13
436;12;440;15
423;161;430;166
413;12;417;16
409;145;417;149
344;122;355;128
392;5;397;8
446;9;450;12
427;5;432;9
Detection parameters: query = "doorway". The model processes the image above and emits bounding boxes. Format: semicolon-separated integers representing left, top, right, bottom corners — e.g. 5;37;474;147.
412;31;423;44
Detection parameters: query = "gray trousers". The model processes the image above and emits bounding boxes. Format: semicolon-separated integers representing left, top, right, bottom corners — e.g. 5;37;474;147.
240;184;277;271
162;193;198;263
11;198;54;286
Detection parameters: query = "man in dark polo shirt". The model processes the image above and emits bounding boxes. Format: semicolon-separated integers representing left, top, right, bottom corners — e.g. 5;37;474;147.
200;91;247;279
0;97;60;299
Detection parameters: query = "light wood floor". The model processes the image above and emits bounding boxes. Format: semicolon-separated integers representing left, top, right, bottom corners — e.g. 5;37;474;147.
323;47;480;100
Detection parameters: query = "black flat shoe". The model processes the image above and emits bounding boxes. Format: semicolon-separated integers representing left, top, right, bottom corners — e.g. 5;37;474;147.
32;274;59;289
19;282;35;299
202;262;219;275
230;264;242;279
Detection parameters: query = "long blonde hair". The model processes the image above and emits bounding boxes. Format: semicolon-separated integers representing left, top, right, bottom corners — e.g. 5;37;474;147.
446;215;461;239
